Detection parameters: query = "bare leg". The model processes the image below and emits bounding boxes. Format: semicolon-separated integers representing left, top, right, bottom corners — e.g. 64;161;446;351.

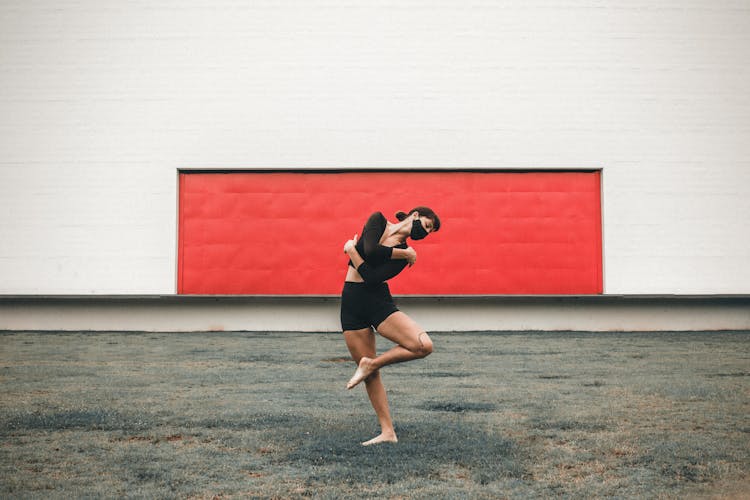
359;371;398;446
343;327;398;445
346;312;433;389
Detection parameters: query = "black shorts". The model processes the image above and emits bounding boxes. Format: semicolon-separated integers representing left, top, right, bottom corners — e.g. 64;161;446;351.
340;282;400;331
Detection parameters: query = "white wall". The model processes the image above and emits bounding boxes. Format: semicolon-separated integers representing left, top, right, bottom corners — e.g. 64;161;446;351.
1;0;749;295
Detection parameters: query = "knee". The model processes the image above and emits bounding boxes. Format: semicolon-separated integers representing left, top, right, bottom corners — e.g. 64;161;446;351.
417;332;433;358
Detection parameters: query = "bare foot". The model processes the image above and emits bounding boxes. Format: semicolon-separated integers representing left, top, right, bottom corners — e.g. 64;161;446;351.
362;433;398;446
346;357;376;390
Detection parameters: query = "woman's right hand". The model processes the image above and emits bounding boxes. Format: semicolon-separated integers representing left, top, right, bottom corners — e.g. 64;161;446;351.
404;247;417;267
343;234;358;254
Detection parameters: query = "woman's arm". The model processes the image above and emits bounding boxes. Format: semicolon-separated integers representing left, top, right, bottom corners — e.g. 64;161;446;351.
392;247;417;266
360;212;416;264
360;213;394;260
345;235;408;284
344;236;365;268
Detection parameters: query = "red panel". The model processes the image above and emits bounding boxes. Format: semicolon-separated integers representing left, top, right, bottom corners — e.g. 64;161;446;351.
178;171;602;295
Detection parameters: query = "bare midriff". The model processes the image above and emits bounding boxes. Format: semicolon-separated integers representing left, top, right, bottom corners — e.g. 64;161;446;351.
345;265;364;283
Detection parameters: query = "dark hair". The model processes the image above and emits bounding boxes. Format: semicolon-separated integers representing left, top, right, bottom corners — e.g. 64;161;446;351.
395;206;441;232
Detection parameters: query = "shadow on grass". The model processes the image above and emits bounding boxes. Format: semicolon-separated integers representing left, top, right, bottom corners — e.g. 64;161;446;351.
637;440;741;485
0;408;314;435
283;419;526;486
530;418;610;433
194;413;311;431
1;408;152;432
419;401;497;413
416;371;472;378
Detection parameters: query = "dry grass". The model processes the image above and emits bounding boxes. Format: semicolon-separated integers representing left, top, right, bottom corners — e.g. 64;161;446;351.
1;330;748;498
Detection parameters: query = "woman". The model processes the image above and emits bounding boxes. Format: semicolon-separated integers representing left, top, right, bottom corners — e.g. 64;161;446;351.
341;206;441;446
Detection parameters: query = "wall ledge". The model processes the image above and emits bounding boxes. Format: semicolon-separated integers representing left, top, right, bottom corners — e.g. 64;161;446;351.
1;294;749;303
2;294;748;332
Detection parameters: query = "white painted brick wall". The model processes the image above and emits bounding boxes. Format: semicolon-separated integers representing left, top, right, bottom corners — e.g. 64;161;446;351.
1;0;749;294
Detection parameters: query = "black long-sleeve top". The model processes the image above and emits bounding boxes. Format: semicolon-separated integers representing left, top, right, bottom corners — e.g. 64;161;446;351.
348;212;408;284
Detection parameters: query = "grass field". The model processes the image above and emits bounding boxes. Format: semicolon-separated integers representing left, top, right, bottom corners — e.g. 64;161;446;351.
1;330;748;498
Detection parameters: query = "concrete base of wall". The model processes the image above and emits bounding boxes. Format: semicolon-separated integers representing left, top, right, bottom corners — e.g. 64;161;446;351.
1;295;749;332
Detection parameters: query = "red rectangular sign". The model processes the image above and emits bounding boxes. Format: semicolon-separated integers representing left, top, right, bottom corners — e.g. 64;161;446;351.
178;171;602;295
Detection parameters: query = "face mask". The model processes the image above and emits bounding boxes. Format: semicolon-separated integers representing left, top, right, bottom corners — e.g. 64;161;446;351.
410;219;429;240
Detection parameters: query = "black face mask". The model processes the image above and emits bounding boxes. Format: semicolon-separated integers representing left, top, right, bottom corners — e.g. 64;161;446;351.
410;219;429;240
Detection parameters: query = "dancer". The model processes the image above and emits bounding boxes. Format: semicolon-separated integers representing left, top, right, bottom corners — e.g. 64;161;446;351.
341;207;441;446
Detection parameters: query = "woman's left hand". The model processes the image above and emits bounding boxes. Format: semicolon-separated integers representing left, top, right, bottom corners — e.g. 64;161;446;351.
404;247;417;267
343;234;358;254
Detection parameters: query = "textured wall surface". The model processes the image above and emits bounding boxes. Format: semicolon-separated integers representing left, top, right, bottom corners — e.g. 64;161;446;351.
178;171;602;295
1;1;749;295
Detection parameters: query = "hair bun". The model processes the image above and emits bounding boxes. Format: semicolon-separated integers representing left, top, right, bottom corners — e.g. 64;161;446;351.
395;211;408;221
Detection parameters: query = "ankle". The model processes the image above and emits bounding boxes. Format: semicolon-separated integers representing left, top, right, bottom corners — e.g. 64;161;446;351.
361;357;378;370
